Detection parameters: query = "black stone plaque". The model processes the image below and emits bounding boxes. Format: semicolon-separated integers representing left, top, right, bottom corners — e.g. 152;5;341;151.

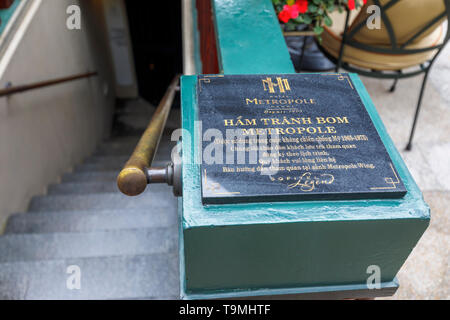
197;74;407;204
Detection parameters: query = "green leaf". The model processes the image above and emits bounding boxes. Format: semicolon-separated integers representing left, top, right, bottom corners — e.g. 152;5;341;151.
314;25;324;35
308;4;318;12
294;16;305;23
303;14;312;24
324;15;332;27
285;21;296;31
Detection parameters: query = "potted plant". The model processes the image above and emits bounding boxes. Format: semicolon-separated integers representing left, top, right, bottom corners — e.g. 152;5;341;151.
272;0;367;71
272;0;367;40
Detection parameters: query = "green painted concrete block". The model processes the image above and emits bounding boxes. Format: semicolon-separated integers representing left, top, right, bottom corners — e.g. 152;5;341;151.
179;0;429;299
179;74;429;298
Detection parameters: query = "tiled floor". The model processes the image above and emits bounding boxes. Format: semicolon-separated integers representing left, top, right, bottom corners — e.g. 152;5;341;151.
359;45;450;300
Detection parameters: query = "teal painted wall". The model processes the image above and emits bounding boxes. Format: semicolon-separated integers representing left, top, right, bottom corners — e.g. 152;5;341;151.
184;219;426;291
212;0;294;74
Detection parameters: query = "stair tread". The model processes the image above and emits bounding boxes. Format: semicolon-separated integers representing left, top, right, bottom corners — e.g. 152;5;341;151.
6;208;177;234
62;171;118;183
0;126;181;299
0;227;177;263
83;155;129;164
75;160;169;173
61;169;172;183
48;181;172;195
48;181;120;195
95;139;175;157
29;188;176;212
0;252;179;299
93;151;173;158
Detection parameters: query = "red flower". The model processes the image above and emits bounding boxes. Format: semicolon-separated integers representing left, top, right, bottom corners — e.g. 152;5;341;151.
284;4;300;19
278;9;292;23
296;0;308;14
278;3;302;23
348;0;355;10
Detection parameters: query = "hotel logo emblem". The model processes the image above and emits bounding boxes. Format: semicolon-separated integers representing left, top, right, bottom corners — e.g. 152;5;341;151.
262;77;291;93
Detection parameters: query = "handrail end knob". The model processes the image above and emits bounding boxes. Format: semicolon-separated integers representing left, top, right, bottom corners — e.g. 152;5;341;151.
117;167;148;196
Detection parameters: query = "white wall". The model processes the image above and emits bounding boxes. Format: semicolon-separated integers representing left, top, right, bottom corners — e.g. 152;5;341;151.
0;0;117;230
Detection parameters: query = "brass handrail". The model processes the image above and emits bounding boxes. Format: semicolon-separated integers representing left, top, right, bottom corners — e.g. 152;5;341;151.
117;74;181;196
0;72;98;97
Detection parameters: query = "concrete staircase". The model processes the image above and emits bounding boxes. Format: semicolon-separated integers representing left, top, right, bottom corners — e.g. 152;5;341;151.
0;99;180;299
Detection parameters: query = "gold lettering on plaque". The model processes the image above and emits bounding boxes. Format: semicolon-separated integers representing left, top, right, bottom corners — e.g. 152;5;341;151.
262;77;291;93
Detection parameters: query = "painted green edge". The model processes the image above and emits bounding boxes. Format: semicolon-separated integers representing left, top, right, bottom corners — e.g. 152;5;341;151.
211;0;295;74
184;279;400;300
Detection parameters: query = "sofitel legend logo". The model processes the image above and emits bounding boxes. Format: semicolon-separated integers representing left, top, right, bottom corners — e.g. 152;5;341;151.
262;77;291;94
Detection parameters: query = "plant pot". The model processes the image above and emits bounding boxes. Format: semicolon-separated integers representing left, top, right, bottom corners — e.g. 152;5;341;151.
283;26;335;72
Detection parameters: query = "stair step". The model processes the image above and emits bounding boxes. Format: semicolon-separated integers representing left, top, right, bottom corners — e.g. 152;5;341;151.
103;135;176;146
0;252;179;299
76;160;169;172
114;98;180;131
82;156;129;169
101;133;177;145
62;171;118;183
93;148;174;158
84;155;128;164
48;181;173;195
0;227;177;263
103;135;142;144
48;181;120;195
94;139;175;157
29;188;176;212
5;208;177;234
